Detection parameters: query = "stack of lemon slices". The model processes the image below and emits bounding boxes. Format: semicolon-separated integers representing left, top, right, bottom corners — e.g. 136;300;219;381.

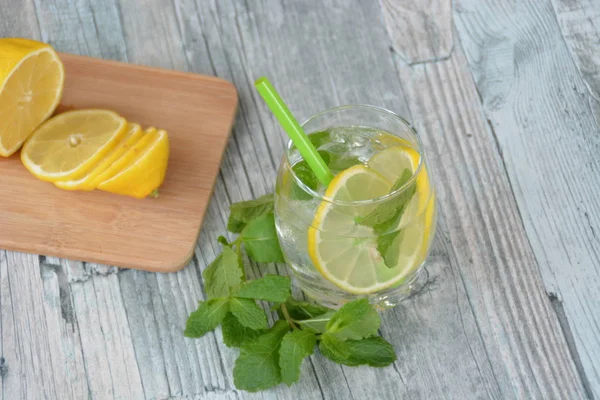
0;38;169;198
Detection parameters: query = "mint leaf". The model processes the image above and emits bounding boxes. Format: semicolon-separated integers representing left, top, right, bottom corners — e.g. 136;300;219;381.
184;298;229;338
326;298;380;340
284;298;331;320
217;236;229;246
327;154;361;172
296;311;336;333
203;246;243;299
319;334;396;367
221;313;264;348
279;330;316;385
307;131;330;148
233;320;290;392
228;194;274;233
341;336;396;367
241;213;284;263
319;333;351;361
355;169;414;228
229;297;268;330
376;229;404;269
293;160;319;191
236;275;291;303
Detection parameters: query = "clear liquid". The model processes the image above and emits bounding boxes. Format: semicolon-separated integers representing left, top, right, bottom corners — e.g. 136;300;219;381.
275;127;437;308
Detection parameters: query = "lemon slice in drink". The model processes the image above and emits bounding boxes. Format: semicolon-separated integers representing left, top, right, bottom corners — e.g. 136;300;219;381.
308;147;435;294
21;109;127;182
308;165;396;294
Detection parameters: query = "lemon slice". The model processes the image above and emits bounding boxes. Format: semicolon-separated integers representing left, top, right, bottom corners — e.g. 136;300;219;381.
54;123;143;191
98;129;169;198
309;146;436;294
308;165;397;294
367;144;419;184
0;38;64;156
91;127;156;188
21;109;127;182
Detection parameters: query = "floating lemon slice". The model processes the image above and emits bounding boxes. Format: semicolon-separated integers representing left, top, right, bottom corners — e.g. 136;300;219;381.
308;146;435;294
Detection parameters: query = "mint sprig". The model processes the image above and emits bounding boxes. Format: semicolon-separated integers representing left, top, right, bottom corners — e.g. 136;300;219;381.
185;193;397;392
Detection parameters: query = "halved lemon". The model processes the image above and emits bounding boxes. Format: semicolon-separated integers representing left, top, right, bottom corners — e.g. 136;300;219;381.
97;129;169;198
308;147;436;294
54;123;143;191
21;109;127;182
0;38;64;157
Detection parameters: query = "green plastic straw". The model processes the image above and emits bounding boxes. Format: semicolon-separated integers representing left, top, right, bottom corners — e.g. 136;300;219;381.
255;77;334;186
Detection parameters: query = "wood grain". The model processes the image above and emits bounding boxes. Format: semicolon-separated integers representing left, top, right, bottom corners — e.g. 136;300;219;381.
0;0;597;398
454;0;600;397
0;53;238;272
380;0;454;64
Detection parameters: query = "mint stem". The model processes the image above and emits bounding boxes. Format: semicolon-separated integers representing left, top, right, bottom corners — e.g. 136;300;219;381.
280;303;299;330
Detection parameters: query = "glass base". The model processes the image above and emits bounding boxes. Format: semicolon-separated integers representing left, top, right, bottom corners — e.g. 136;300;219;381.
290;262;430;310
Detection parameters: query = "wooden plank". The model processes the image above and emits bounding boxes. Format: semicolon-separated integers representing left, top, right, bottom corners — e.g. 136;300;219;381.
453;0;600;397
380;0;454;64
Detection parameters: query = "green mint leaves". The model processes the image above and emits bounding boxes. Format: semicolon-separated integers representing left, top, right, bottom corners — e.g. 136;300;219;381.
319;335;396;367
221;313;265;347
185;194;397;392
234;320;290;392
237;275;291;303
241;213;285;263
203;245;243;298
325;298;380;340
228;193;274;233
184;298;229;338
185;272;290;338
279;330;317;385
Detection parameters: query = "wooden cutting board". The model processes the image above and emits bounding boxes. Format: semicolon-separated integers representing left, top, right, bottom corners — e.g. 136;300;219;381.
0;53;238;272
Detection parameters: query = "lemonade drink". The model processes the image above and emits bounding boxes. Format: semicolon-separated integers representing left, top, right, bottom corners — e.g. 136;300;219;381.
275;105;436;308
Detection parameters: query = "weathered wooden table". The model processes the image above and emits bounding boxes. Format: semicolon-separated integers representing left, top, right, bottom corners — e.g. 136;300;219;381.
1;0;598;399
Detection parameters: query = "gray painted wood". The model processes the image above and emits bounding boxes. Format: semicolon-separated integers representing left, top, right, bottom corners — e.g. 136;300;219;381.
380;0;454;64
0;0;597;399
453;0;600;397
